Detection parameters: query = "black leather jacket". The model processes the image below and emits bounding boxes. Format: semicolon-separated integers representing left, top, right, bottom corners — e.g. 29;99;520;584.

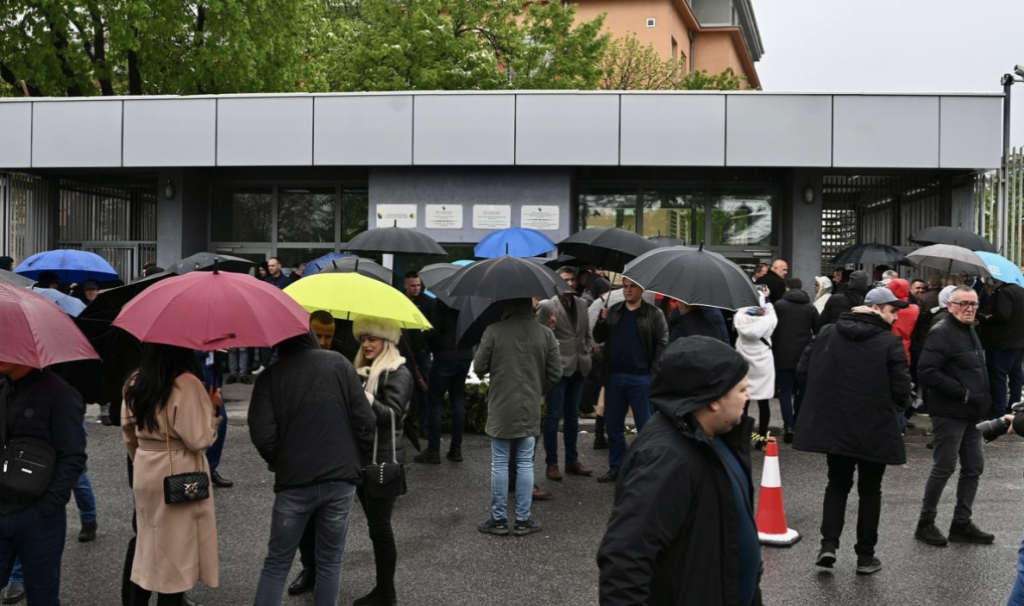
364;365;414;466
593;300;669;383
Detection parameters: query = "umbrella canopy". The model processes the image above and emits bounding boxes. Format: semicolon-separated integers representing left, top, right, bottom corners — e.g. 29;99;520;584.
543;254;581;270
29;287;86;317
456;297;505;349
474;228;556;259
974;251;1024;286
113;271;310;349
170;252;255;275
832;243;915;267
622;245;761;311
558;227;659;272
418;263;461;290
285;273;432;330
910;226;996;253
304;252;352;277
14;249;119;283
0;281;99;368
435;255;573;302
0;269;34;287
318;257;392;285
647;235;688;247
905;244;992;278
81;270;177;322
344;226;446;256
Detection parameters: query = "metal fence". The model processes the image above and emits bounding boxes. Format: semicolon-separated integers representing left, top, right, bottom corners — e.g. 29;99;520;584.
981;148;1024;266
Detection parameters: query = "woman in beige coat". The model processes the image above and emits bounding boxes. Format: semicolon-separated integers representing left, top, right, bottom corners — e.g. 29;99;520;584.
123;344;220;606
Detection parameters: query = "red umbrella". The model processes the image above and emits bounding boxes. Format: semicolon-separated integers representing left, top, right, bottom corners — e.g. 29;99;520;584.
0;281;99;368
112;270;310;349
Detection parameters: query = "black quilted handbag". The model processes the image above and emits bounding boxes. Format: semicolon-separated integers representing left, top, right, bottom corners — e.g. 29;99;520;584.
363;409;407;500
161;409;210;505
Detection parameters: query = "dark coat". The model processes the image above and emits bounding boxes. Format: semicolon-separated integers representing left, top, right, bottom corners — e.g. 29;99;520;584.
817;271;871;329
593;300;669;383
771;289;819;370
427;301;474;363
918;317;991;421
979;283;1024;351
364;364;414;466
668;307;721;343
406;293;435;354
794;310;911;465
755;270;786;303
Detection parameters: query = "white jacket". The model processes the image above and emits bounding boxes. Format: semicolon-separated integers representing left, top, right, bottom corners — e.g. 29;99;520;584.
733;304;778;401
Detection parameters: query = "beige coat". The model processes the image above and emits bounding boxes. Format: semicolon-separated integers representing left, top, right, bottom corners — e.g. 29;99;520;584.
122;373;220;594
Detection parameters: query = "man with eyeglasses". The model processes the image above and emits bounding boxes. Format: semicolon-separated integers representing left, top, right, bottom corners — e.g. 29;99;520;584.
915;286;994;547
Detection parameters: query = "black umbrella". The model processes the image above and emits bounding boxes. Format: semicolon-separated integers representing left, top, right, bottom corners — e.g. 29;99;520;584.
909;226;996;253
622;245;760;310
832;243;915;267
435;256;573;302
455;297;505;349
344;226;446;256
558;227;659;273
171;252;255;275
543;254;582;270
0;269;34;287
317;257;392;285
418;263;461;290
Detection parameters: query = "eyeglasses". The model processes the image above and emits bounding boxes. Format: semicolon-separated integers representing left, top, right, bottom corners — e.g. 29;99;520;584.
950;301;979;309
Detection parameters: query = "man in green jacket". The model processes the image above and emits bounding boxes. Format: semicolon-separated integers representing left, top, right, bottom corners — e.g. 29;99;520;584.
475;298;562;537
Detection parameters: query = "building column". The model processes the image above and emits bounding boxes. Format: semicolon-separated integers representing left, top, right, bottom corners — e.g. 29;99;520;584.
782;169;824;290
156;168;208;269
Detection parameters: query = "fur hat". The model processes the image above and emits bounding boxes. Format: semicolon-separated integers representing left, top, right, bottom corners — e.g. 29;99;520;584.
352;316;401;344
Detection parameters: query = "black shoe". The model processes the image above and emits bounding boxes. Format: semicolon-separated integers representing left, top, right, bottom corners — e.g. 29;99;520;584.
856;556;882;575
905;421;916;429
948;520;995;544
815;543;837;568
239;375;252;385
512;518;542;536
353;587;379;606
211;469;234;488
478;517;510;536
596;469;618;483
78;521;97;542
225;375;238;385
100;403;113;426
183;594;204;606
915;521;948;546
446;448;463;462
783;428;794;444
1;582;24;604
593;434;608;450
414;449;441;464
288;568;316;595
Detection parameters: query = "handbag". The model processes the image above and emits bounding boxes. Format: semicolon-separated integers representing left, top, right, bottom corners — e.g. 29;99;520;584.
161;409;210;505
363;408;407;500
0;380;56;498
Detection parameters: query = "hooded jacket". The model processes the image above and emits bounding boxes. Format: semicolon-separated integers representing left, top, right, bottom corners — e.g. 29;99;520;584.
598;337;761;606
771;289;819;370
733;305;777;401
885;279;920;363
918;314;991;420
818;270;871;329
794;309;911;465
813;276;833;314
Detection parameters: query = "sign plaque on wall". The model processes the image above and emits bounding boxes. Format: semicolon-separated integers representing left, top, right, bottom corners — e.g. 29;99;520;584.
424;204;463;229
472;205;512;230
520;205;560;231
375;204;417;228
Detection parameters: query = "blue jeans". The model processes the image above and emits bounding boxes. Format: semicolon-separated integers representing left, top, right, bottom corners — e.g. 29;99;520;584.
989;349;1024;418
490;437;535;522
415;352;433;429
427;359;472;453
775;369;800;429
206;404;228;470
1008;511;1024;605
605;373;652;471
253;482;357;606
74;420;97;525
543;372;586;466
0;507;66;606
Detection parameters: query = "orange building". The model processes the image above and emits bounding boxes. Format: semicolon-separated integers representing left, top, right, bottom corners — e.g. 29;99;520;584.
573;0;764;88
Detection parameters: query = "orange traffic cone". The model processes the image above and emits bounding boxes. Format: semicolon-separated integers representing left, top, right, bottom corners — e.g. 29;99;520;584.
755;437;800;547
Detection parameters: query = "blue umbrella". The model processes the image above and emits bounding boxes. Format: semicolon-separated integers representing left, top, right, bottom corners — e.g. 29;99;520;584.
974;251;1024;286
474;228;556;259
452;259;475;267
304;252;353;277
29;287;87;317
14;249;119;283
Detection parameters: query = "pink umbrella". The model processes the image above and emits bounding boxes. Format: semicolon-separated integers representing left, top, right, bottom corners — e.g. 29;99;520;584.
113;270;310;349
0;281;99;368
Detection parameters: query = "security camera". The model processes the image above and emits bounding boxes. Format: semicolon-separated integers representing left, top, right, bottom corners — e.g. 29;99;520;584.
1016;64;1024;78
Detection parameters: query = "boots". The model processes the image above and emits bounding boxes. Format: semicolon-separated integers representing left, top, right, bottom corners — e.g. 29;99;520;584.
593;416;608;450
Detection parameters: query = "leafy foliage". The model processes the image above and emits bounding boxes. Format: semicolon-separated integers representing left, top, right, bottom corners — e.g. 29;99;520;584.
600;33;746;91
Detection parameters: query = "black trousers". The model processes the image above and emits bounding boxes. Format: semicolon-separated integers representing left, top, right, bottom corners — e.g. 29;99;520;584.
356;486;397;596
820;454;886;557
744;399;771;437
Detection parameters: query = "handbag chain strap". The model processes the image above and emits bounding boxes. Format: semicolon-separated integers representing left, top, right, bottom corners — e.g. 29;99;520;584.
370;408;398;466
163;408;202;475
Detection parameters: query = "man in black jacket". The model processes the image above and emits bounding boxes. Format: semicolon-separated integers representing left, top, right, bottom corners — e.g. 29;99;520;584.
915;285;994;547
755;259;787;303
403;271;435;431
818;270;871;329
0;363;86;606
249;332;376;606
772;278;819;441
794;288;910;575
978;280;1024;418
598;336;761;606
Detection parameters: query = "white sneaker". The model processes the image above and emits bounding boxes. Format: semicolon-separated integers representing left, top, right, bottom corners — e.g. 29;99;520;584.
252;365;266;376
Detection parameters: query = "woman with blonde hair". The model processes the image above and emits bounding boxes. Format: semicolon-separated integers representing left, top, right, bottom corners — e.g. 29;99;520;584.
352;316;414;606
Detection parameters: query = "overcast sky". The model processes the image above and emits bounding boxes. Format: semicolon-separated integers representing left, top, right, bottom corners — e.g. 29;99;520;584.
754;0;1024;148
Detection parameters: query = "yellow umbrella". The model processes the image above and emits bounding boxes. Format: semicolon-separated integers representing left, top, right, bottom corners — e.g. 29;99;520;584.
284;272;432;330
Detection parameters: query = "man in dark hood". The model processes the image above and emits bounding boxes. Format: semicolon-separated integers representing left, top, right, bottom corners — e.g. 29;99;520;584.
818;270;871;328
597;337;762;606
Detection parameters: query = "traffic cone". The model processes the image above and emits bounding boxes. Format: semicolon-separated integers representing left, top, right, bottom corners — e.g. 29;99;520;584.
755;437;800;547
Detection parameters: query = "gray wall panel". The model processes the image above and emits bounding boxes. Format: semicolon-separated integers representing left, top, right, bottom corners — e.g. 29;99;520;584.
314;96;411;165
833;96;939;168
414;95;515;165
217;97;312;166
939;96;1002;169
516;95;619;165
0;103;32;168
726;95;832;167
620;95;725;166
123;99;216;167
33;101;122;167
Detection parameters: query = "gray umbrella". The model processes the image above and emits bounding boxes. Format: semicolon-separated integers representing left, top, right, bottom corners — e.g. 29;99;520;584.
344;226;446;256
622;245;760;311
906;244;992;278
0;269;34;287
318;257;392;285
418;263;460;290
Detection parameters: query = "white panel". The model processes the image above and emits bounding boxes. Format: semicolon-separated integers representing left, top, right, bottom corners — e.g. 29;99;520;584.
726;95;832;167
833;96;939;168
315;96;412;165
940;96;1003;169
217;97;312;166
620;95;725;166
0;103;32;168
515;95;619;165
33;101;122;167
414;95;515;165
123;99;216;167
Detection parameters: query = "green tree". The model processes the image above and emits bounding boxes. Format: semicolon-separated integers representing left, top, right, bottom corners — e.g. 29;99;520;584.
599;34;746;91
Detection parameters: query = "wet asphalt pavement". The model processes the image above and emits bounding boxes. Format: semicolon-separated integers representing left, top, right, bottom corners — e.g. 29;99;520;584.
49;392;1024;606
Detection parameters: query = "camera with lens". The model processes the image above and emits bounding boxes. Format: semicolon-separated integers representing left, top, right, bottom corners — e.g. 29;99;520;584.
976;401;1024;442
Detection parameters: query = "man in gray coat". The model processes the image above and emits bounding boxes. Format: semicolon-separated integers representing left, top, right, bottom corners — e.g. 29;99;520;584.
475;298;562;537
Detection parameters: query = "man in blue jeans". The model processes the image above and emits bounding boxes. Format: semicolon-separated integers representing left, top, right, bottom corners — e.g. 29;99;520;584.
592;279;669;484
979;280;1024;418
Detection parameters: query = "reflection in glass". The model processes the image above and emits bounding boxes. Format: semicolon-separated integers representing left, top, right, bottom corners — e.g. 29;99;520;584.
577;191;638;232
278;188;336;243
709;189;775;247
211;187;273;242
342;190;369;242
642;190;704;245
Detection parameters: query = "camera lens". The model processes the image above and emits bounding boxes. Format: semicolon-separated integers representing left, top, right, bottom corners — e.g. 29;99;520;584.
976;418;1011;442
